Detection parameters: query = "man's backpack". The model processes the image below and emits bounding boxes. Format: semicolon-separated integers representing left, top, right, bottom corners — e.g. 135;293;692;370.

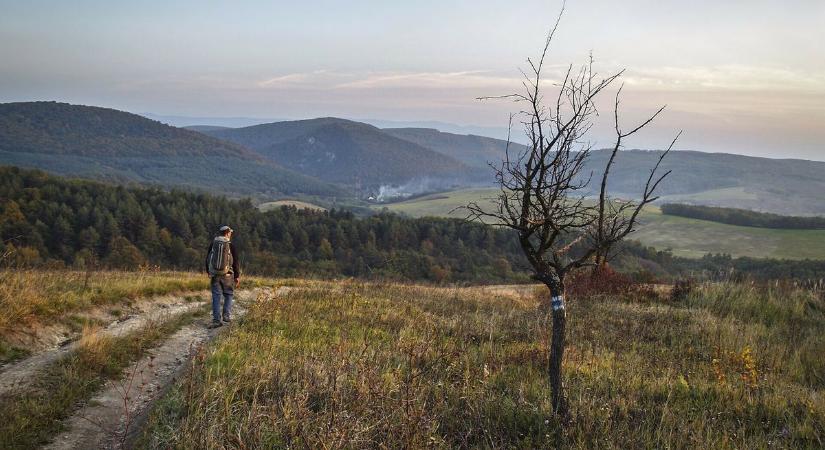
207;236;233;276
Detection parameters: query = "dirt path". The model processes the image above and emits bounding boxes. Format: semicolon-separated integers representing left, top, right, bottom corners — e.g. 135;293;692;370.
0;293;211;397
44;323;216;450
43;286;288;450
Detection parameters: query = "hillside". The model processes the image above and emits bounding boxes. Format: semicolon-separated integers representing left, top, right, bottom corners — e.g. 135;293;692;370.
375;188;825;260
3;275;822;448
200;117;346;150
578;149;825;216
200;118;482;186
183;125;231;132
208;117;825;216
6;103;825;213
382;127;523;169
371;131;825;216
0;102;338;197
0;166;529;281
141;279;823;448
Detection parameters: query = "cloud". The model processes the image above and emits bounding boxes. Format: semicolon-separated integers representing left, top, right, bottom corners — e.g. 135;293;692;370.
624;65;825;92
251;64;825;98
253;69;524;92
257;70;337;87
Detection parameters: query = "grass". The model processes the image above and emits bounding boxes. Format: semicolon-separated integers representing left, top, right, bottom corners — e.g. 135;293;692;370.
139;280;824;448
0;269;209;336
0;341;30;365
634;206;825;259
258;199;327;212
0;307;204;450
374;188;825;259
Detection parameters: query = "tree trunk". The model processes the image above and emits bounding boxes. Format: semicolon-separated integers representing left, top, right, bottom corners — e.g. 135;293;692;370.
548;285;568;417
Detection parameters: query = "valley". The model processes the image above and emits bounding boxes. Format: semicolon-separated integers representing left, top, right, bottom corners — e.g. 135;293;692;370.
375;188;825;260
3;3;823;448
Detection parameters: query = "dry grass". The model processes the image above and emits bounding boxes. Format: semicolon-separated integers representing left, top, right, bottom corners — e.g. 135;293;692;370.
0;269;209;335
0;309;204;450
140;279;824;449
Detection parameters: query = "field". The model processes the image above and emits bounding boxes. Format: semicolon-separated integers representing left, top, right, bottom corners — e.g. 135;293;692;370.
139;278;824;448
0;270;280;449
375;188;825;260
258;199;327;212
0;270;823;448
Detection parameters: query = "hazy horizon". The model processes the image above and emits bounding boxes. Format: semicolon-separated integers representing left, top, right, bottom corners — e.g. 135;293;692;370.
2;0;823;160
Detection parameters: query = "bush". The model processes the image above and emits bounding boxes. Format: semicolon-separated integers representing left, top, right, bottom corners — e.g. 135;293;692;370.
671;278;695;301
567;264;659;302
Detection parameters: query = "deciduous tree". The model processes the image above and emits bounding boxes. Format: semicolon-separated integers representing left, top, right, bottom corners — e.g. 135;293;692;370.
465;9;679;417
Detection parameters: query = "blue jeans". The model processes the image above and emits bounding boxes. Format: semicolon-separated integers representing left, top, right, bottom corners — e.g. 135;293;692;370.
211;274;234;322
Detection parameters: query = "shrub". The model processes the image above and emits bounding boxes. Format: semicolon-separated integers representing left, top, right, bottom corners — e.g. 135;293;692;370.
671;278;695;301
567;264;659;302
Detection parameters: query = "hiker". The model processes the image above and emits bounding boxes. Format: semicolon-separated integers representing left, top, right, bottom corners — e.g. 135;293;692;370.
205;225;240;328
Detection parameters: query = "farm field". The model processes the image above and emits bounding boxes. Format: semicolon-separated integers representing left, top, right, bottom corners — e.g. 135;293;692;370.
375;188;825;260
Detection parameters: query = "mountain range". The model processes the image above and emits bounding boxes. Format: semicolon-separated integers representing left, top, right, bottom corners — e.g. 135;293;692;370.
2;101;825;215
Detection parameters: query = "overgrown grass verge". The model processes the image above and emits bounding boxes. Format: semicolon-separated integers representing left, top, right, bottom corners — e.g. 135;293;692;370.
0;340;30;365
0;269;210;334
139;280;824;448
0;307;204;450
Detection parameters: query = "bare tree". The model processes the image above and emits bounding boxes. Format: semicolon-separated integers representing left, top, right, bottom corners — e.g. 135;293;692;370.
464;12;679;417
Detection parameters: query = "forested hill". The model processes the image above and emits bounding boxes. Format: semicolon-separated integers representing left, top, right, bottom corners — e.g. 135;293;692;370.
381;127;524;169
199;118;483;185
0;101;256;157
0;166;525;282
200;116;825;215
0;102;339;197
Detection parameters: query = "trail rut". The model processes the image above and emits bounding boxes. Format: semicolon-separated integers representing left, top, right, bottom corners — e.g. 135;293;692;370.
43;286;290;449
0;293;209;397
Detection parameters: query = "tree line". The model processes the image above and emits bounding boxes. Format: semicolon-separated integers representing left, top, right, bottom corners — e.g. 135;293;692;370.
661;203;825;229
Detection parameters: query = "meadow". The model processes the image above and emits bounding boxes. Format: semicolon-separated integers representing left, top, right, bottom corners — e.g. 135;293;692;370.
138;277;824;449
0;269;289;449
373;188;825;259
0;269;208;362
258;200;328;212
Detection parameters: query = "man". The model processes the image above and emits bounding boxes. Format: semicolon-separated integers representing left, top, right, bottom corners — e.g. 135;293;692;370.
205;225;240;328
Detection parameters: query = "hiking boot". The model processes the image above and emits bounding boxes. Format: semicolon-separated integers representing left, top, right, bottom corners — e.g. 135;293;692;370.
222;315;231;323
208;320;223;329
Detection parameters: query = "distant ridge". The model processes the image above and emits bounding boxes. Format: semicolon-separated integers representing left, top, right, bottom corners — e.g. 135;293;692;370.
200;118;482;186
5;102;825;215
582;149;825;216
382;127;523;169
197;116;825;215
0;102;339;196
184;125;231;132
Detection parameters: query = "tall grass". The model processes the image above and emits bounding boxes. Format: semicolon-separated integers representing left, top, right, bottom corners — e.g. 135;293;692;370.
0;269;208;334
140;280;824;448
0;309;204;450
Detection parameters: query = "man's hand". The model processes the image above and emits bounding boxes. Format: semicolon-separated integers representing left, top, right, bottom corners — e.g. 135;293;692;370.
235;277;240;288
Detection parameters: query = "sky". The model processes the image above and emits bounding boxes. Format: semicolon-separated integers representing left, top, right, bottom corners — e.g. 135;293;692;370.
1;0;823;160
